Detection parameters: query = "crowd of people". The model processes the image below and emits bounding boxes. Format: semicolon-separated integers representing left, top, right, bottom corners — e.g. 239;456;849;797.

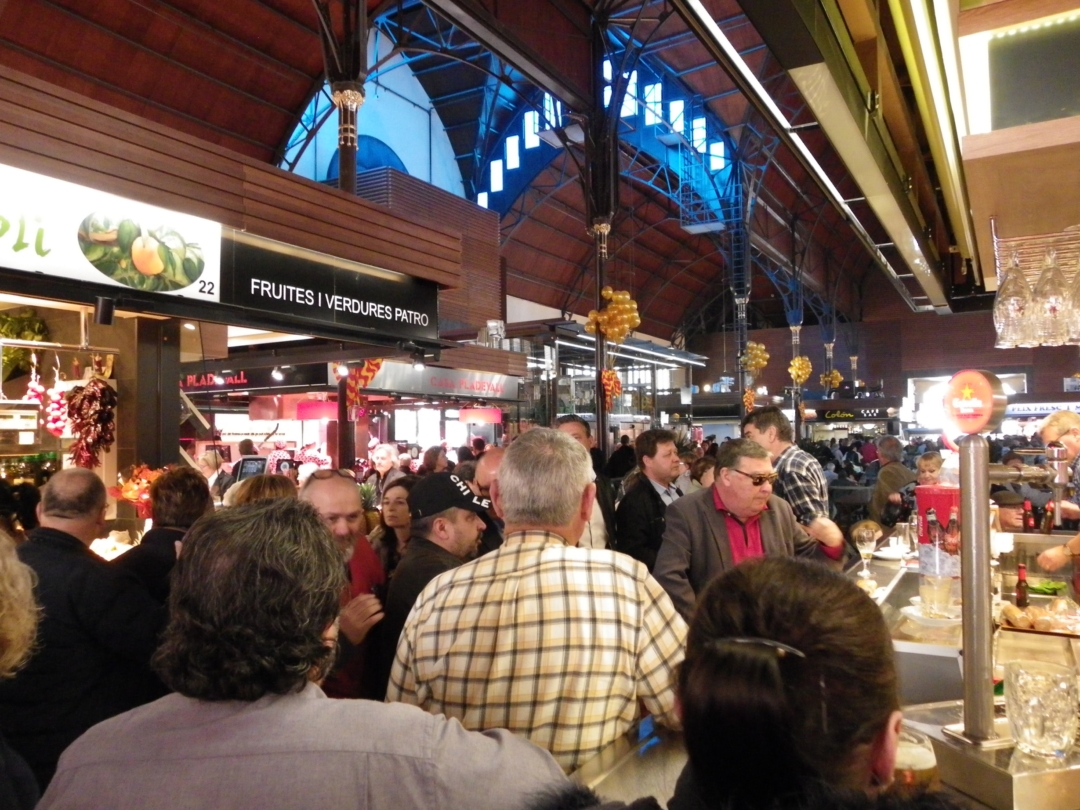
0;410;1005;809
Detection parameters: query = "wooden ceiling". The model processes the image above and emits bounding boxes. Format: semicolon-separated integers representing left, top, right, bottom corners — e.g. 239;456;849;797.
0;0;926;340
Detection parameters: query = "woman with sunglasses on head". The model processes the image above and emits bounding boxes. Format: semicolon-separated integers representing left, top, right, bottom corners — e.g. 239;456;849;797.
653;439;842;621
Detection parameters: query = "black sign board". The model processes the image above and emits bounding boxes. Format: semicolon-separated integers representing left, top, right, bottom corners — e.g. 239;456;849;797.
222;233;439;344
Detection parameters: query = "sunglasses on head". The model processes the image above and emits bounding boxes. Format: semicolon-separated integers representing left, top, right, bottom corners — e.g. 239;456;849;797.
309;469;357;481
730;468;778;487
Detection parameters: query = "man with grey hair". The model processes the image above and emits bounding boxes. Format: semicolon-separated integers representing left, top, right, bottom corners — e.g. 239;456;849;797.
0;469;166;790
869;435;917;523
654;438;839;620
387;428;687;773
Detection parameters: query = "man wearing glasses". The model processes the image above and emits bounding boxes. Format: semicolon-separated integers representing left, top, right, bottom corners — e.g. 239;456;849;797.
653;439;844;620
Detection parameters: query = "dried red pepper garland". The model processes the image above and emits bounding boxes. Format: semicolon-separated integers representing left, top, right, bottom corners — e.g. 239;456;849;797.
66;379;117;469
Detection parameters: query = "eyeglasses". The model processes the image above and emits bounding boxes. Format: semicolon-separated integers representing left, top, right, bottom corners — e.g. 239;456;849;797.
729;468;778;487
309;469;357;481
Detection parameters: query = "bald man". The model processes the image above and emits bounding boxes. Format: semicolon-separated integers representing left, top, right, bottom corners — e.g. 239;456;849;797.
474;447;505;554
0;469;166;790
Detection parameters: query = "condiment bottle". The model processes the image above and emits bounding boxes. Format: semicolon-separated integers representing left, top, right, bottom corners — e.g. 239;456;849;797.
1040;501;1056;534
1022;500;1036;532
1016;563;1029;609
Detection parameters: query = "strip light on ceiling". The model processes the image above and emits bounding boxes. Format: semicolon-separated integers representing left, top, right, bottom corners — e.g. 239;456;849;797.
570;333;707;367
554;340;679;368
674;0;944;311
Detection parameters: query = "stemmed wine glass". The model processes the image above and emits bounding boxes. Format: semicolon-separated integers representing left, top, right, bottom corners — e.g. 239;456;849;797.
855;526;877;579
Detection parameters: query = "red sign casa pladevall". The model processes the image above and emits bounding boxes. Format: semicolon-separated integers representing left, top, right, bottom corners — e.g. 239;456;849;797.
942;369;1006;435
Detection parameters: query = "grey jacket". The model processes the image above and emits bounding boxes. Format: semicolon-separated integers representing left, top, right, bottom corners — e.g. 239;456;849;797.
653;487;819;620
39;685;567;810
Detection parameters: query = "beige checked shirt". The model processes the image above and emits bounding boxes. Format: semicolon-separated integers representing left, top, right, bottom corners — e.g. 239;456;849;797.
386;530;687;773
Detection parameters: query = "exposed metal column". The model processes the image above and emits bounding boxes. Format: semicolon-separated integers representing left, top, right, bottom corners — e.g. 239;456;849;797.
313;0;368;194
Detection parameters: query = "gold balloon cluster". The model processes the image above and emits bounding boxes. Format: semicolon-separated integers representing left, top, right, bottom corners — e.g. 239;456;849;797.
585;287;641;344
820;369;843;389
788;356;812;386
740;341;769;375
742;390;757;412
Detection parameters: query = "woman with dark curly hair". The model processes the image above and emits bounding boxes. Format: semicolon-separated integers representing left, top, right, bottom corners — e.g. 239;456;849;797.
417;446;448;476
367;475;418;582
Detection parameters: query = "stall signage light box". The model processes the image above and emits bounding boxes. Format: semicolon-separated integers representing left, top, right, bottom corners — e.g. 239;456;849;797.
0;162;222;301
351;361;522;401
0;164;440;345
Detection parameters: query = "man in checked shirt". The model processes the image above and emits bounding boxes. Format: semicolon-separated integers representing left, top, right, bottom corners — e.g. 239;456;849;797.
741;406;845;551
386;428;687;773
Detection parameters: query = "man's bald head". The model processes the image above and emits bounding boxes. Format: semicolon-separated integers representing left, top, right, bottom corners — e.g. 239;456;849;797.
38;468;108;545
474;447;505;497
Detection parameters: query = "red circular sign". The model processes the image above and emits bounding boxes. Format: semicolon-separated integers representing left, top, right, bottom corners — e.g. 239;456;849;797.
942;370;1006;435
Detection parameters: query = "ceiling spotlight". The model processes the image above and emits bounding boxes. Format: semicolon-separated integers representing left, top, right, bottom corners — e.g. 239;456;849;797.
271;367;284;382
335;363;349;379
411;349;426;371
183;322;197;331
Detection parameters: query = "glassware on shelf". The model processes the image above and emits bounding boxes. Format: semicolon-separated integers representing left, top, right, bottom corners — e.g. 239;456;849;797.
994;253;1033;348
1067;259;1080;344
1030;249;1070;346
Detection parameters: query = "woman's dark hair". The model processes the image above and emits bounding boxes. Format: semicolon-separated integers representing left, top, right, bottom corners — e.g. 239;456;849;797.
153;499;345;701
237;439;256;456
371;474;419;574
680;557;898;808
457;446;475;463
689;456;717;484
418;446;444;475
150;467;213;529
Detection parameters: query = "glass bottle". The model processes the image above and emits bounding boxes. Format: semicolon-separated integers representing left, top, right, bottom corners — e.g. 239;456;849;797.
1031;249;1070;346
995;253;1033;348
1022;499;1036;532
1041;501;1056;534
1016;562;1029;609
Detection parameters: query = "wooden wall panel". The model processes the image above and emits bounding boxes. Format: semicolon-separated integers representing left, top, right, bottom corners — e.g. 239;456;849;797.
437;344;528;378
0;65;463;290
355;168;502;332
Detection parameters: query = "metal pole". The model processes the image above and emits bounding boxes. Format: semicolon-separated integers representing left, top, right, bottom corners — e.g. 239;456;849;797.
594;245;610;457
959;433;996;741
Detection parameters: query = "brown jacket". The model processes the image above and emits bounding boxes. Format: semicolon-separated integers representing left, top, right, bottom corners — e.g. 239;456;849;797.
653;487;821;620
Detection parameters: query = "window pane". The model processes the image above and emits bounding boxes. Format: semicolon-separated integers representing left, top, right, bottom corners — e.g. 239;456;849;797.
477;191;489;208
669;100;685;133
524;111;540;149
506;135;520;169
620;70;638;118
692;117;707;152
709;140;726;171
644;83;662;125
490;159;504;193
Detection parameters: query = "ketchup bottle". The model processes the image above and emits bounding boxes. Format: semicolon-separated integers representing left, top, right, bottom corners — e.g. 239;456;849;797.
1022;500;1036;532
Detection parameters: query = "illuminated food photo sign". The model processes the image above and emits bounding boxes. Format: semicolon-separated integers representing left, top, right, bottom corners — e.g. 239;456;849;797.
0;162;221;301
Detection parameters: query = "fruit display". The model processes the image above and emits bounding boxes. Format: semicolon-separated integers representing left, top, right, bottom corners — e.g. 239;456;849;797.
78;213;205;293
44;388;66;437
788;355;812;386
585;287;641;344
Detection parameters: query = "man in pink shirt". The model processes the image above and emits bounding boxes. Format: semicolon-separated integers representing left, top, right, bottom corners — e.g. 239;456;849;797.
653;439;845;620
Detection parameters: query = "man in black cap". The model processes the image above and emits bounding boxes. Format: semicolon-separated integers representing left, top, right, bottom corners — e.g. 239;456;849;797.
992;489;1025;532
372;473;490;698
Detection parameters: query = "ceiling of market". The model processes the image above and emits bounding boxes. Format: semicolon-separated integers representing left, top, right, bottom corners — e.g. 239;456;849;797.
0;0;1049;347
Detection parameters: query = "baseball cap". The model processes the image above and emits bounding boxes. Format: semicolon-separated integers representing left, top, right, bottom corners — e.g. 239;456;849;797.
990;490;1025;507
408;473;491;519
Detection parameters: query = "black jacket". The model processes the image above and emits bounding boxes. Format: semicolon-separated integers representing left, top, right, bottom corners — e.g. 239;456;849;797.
112;526;185;604
605;445;638;479
614;477;669;571
372;536;464;700
0;527;167;790
595;472;619;546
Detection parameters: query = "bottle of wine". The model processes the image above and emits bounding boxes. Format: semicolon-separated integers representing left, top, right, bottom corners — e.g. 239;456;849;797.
1016;562;1029;609
1022;499;1036;532
1040;501;1056;534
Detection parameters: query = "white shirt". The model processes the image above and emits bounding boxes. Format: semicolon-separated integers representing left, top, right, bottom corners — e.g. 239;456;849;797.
580;498;608;549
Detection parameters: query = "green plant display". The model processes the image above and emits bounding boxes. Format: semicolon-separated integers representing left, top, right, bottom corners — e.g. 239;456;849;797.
0;308;49;379
77;213;205;293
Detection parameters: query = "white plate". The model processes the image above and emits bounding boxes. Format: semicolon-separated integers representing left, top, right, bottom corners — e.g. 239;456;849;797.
873;546;907;561
900;605;962;628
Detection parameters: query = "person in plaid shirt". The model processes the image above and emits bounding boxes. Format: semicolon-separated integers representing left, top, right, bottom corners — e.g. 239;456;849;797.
387;428;687;773
741;406;844;551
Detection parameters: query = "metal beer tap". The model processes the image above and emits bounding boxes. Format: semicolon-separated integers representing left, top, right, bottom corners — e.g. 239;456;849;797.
986;441;1071;527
